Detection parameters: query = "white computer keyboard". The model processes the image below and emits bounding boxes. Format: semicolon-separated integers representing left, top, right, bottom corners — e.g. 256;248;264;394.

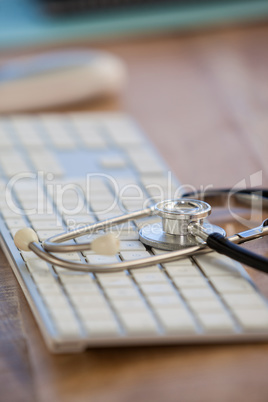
0;113;268;353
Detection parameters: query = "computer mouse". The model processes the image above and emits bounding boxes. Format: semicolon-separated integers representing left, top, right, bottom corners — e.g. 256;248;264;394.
0;49;127;112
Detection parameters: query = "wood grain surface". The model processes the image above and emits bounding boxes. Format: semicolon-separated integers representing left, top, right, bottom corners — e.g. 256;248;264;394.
1;22;268;402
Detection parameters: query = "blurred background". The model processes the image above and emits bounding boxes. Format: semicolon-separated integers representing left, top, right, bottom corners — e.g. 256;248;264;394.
1;0;268;49
0;0;268;188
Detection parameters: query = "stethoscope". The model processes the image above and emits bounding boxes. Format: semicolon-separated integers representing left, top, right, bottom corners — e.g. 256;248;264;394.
14;189;268;274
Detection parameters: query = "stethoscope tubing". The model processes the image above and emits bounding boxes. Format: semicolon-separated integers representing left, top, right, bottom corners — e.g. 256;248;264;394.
207;232;268;274
30;239;210;273
184;188;268;273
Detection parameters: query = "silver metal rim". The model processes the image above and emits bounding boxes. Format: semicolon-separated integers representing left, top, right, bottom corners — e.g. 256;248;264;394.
155;199;211;221
139;222;226;251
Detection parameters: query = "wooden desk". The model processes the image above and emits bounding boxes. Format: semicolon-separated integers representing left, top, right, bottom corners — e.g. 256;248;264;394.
1;23;268;402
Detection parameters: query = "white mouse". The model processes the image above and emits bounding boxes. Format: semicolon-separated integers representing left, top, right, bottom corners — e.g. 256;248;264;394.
0;50;127;112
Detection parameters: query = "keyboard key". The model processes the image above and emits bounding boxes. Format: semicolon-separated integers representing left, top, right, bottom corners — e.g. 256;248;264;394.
40;117;76;149
106;119;144;147
233;309;268;331
84;319;119;336
43;294;71;309
11;117;44;147
132;272;168;283
0;122;13;147
31;220;63;231
32;271;56;284
27;260;50;273
147;295;183;308
64;214;96;227
120;250;151;261
85;255;119;264
121;200;145;212
173;277;208;289
91;201;120;214
57;195;87;210
37;282;63;296
70;294;107;309
53;253;81;261
210;277;254;294
180;288;216;300
130;265;161;274
55;266;85;276
120;312;157;335
28;149;64;176
105;287;139;300
77;306;113;321
5;217;26;229
99;156;127;169
140;283;175;295
156;308;196;333
1;207;24;219
162;258;193;266
71;118;107;149
50;306;76;322
194;253;241;277
118;185;143;198
64;283;100;295
19;199;41;210
111;299;147;312
37;230;63;241
141;175;179;192
28;213;58;222
87;192;115;205
97;273;132;287
21;251;40;261
127;148;164;174
59;274;94;283
119;241;146;251
95;212;123;221
55;319;81;339
188;299;225;313
151;248;169;256
115;230;139;241
222;293;268;309
0;150;32;176
198;312;234;333
164;263;201;277
106;221;135;231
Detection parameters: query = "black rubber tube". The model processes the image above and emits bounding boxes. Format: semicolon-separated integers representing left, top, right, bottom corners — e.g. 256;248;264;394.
207;232;268;274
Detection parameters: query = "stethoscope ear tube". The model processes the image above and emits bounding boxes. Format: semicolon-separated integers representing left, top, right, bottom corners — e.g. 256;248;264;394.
207;232;268;274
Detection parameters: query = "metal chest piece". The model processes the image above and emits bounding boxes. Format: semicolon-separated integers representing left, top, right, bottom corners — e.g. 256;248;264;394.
139;199;226;251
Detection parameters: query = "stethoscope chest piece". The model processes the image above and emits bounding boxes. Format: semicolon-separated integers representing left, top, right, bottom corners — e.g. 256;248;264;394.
139;199;226;251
